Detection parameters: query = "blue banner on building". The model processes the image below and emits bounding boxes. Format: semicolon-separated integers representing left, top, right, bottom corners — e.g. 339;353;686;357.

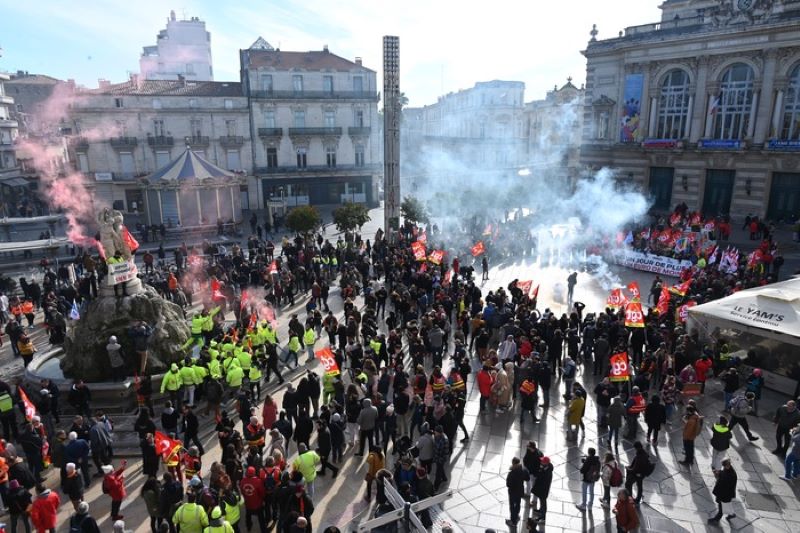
620;74;644;143
767;139;800;151
699;139;742;150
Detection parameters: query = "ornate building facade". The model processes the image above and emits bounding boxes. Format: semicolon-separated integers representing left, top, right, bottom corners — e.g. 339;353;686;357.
580;0;800;219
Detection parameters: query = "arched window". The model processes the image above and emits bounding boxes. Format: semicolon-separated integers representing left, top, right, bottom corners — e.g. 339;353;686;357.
713;63;755;140
657;70;691;139
780;64;800;140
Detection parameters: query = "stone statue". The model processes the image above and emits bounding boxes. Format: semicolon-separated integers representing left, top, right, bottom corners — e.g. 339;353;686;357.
98;207;132;260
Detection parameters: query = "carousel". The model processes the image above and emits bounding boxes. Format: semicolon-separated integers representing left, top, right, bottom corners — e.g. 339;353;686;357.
139;148;245;227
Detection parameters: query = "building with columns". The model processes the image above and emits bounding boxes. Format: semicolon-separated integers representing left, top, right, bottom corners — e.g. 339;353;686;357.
580;0;800;220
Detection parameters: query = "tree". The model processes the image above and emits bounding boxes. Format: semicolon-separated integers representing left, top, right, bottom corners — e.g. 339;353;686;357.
332;202;371;235
285;205;322;236
401;196;429;225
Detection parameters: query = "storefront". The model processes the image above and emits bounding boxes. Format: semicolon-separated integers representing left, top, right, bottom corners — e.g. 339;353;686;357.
261;174;375;208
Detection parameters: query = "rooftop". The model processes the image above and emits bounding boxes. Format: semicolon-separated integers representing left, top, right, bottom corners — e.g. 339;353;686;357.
6;73;62;85
244;48;374;73
78;79;242;97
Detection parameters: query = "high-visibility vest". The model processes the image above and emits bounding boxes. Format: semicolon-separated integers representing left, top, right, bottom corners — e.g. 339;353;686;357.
208;359;222;379
519;380;536;395
248;365;262;381
204;522;234;533
628;395;646;414
191;316;204;335
182;454;201;478
235;350;252;371
431;375;446;393
226;367;244;388
369;339;382;354
179;366;196;386
303;329;316;346
288;336;301;352
21;302;33;314
448;372;465;392
0;393;13;413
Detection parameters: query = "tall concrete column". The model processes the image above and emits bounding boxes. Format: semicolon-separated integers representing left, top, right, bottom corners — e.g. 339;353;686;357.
648;97;658;138
685;94;694;139
754;50;778;144
704;93;715;139
690;57;710;143
771;90;785;139
747;91;759;139
383;36;401;242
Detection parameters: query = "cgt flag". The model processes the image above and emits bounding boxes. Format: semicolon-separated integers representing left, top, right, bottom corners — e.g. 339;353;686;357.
443;269;452;285
428;250;444;265
18;388;37;421
411;241;427;261
154;431;182;461
609;352;630;382
471;241;485;257
314;347;340;376
676;300;698;323
607;288;628;309
669;278;693;297
626;281;641;301
624;302;645;328
516;280;533;296
655;287;671;315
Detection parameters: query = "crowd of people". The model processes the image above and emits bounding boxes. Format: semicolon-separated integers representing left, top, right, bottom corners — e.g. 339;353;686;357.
0;203;797;533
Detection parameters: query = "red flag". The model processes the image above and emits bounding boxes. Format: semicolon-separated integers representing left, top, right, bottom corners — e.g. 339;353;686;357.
411;241;427;261
655;287;671;315
669;212;682;227
624;302;645;328
471;241;485;257
626;281;641;301
444;269;452;285
240;289;248;312
690;212;701;226
314;347;340;376
154;431;182;461
211;279;224;300
419;262;428;273
669;278;692;297
609;352;630;382
607;288;628;309
747;249;764;269
428;250;444;265
531;284;540;299
121;225;140;254
18;388;36;421
248;312;257;331
676;300;698;323
516;280;533;296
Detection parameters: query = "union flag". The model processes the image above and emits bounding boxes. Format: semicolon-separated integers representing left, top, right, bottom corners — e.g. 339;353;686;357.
154;431;182;460
655;287;671;315
471;241;485;257
669;278;693;297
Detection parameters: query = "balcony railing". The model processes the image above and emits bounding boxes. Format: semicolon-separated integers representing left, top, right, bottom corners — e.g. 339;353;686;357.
250;90;379;101
219;135;245;146
254;163;379;174
257;127;283;138
109;136;138;149
147;135;174;148
348;126;372;136
288;127;342;136
70;137;89;150
185;135;210;147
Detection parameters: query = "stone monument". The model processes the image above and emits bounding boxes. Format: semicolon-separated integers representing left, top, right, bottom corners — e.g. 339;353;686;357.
61;208;190;381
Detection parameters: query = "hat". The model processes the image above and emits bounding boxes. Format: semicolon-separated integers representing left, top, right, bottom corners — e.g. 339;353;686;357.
332;413;341;422
211;506;223;519
171;363;179;372
39;389;50;396
540;456;551;465
189;476;202;487
78;501;90;515
101;464;114;474
109;336;117;343
246;466;256;477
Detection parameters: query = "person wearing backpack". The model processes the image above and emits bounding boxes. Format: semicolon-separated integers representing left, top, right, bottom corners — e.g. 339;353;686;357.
600;452;622;508
624;442;650;505
728;392;760;442
69;501;100;533
576;447;601;511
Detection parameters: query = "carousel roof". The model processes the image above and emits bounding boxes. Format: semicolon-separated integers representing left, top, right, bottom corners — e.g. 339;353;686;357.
146;149;235;183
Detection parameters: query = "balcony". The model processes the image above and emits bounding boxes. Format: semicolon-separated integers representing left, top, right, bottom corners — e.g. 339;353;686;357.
147;135;174;148
109;136;138;149
69;137;90;151
257;127;283;138
288;127;342;136
254;163;379;174
348;126;372;136
250;90;379;101
0;119;19;129
185;135;210;148
219;135;245;147
0;95;13;105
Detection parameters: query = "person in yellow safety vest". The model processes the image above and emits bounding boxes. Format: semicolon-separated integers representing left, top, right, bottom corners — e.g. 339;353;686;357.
106;251;129;297
193;361;209;389
208;340;220;358
302;326;316;365
429;366;446;394
164;445;183;483
204;506;234;533
322;372;336;405
247;363;262;399
369;336;382;357
285;334;300;369
447;369;465;394
331;256;338;270
182;446;202;479
262;325;277;346
179;357;198;407
172;492;209;533
222;353;237;375
291;444;321;498
226;359;245;391
161;363;183;407
235;347;252;372
221;489;243;530
221;338;236;355
208;356;222;380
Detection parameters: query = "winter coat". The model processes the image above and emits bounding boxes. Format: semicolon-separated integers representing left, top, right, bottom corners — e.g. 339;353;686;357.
614;496;640;532
712;467;738;503
532;463;553;499
506;465;530;498
710;424;732;451
644;402;667;428
567;396;585;425
682;413;702;441
30;490;60;533
607;399;625;429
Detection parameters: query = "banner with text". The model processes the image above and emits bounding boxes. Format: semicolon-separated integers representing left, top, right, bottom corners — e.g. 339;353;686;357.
107;259;139;286
610;249;692;278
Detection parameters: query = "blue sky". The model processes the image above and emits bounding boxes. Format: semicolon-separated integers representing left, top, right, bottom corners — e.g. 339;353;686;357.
0;0;661;106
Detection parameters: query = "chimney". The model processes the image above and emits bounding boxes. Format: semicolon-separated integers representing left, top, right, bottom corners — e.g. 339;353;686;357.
323;45;329;53
355;57;362;66
98;79;111;89
170;9;176;21
67;79;76;90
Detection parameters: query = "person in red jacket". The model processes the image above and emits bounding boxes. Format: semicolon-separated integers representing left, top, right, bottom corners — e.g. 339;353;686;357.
477;364;495;413
102;460;127;520
29;485;60;533
694;354;714;394
239;466;267;533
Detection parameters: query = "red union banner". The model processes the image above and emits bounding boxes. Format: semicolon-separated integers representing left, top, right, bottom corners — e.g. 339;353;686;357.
443;269;452;285
655;287;671;315
607;288;628;309
669;278;692;297
627;281;641;301
624;301;645;328
154;430;182;460
609;352;630;382
516;280;533;296
315;347;340;376
411;241;427;261
19;388;36;421
428;249;444;265
471;241;485;257
676;300;697;323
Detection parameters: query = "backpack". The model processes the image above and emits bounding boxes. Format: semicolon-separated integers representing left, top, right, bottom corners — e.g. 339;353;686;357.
563;361;576;379
730;396;750;418
643;457;656;477
588;462;601;483
102;476;111;494
69;515;87;533
263;469;278;492
609;464;623;487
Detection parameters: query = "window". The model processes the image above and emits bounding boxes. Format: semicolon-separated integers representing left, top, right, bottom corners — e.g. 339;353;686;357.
114;98;123;108
120;152;135;177
189;98;198;108
780;65;800;140
296;148;307;168
266;147;278;168
323;75;333;94
224;99;233;109
156;151;171;167
353;76;363;94
264;110;276;128
16;104;23;112
225;120;237;137
354;109;364;127
153;119;165;137
355;144;365;167
713;64;755;140
294;110;305;128
657;69;691;139
326;147;337;168
261;74;273;93
190;119;203;138
324;111;336;128
77;153;89;173
152;99;162;109
115;120;127;136
226;150;241;171
293;75;304;93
